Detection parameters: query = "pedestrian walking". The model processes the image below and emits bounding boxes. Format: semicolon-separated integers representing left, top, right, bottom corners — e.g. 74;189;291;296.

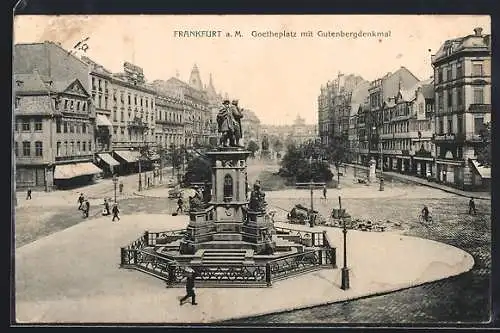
26;188;32;200
147;177;150;188
112;203;120;221
83;199;90;218
119;182;124;194
176;197;184;214
322;185;327;200
102;198;110;216
77;193;85;210
179;267;198;306
468;197;477;215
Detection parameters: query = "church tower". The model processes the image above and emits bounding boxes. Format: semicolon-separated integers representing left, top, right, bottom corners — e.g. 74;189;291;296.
189;63;203;91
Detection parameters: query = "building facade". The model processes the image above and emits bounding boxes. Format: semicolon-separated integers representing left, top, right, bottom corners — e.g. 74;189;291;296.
431;27;491;190
14;73;100;190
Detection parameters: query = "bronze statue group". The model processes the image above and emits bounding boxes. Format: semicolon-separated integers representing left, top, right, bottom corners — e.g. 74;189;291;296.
216;99;244;148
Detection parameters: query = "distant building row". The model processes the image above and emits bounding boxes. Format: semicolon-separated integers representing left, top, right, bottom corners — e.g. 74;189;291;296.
13;41;261;190
317;28;491;190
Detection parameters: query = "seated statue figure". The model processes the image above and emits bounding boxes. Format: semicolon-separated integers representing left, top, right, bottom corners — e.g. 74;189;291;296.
189;188;206;212
248;181;267;212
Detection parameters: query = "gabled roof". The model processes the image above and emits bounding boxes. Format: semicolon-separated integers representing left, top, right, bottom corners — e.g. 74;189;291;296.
14;73;89;96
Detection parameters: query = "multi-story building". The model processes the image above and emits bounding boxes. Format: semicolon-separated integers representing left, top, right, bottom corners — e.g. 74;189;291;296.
14;72;101;190
13;42;103;190
241;109;261;144
318;73;366;145
431;27;491;190
290;115;317;145
154;92;185;149
365;67;420;168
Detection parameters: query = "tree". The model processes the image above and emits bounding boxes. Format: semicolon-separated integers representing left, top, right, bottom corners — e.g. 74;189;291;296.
278;143;333;183
272;138;283;153
477;122;491;166
182;156;211;186
247;140;259;157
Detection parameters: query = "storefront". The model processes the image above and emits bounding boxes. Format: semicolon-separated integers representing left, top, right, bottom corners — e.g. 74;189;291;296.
96;153;120;177
113;150;140;175
470;159;491;190
53;162;103;189
435;159;464;189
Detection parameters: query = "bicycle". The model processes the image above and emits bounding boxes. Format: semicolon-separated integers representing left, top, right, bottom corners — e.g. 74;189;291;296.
418;213;433;226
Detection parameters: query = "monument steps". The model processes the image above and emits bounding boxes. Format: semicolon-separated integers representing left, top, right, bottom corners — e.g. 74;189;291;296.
200;249;253;265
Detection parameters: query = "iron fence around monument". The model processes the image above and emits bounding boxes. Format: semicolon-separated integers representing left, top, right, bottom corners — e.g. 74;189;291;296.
120;227;337;287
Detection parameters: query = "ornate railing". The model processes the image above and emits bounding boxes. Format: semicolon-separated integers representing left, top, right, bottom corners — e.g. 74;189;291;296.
120;226;337;287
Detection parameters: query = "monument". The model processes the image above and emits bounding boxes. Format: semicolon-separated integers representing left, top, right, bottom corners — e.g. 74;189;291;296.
120;99;337;287
260;135;271;160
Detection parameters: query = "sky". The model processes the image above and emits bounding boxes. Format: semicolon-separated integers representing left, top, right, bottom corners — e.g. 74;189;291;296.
13;15;490;125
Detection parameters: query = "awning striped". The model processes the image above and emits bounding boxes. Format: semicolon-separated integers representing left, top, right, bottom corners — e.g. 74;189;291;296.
54;162;103;180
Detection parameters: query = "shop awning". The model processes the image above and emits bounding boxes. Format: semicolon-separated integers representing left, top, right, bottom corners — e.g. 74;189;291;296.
471;159;491;179
97;153;120;167
114;150;139;163
96;114;113;127
54;162;103;180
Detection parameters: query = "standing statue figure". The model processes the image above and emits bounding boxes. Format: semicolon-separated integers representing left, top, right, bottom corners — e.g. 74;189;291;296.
231;100;243;147
262;135;269;151
217;100;236;147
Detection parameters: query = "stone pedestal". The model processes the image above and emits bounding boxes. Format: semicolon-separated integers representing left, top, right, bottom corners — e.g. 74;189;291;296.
180;206;216;254
242;210;276;254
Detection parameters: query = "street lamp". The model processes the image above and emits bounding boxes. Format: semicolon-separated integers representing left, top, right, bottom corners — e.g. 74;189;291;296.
339;195;350;290
372;125;384;191
112;174;118;203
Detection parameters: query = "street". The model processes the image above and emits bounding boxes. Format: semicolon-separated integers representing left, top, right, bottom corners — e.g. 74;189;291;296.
14;162;491;323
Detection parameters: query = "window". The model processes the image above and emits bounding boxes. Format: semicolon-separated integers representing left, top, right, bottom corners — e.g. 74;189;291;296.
92;77;96;90
15;142;18;157
113;109;117;122
134;95;137;105
22;119;30;131
223;174;233;201
82;141;86;152
35;141;43;157
82;123;87;133
472;63;483;76
105;96;108;109
82;102;86;111
15;97;20;108
456;62;463;78
457;146;463;159
22;141;30;156
113;126;118;135
439;119;444;134
474;117;484;135
128;95;131;104
447;90;453;107
64;141;68;155
70;100;74;110
98;96;102;108
146;99;149;108
76;124;80;134
457;116;463;134
77;141;80;154
34;118;42;131
88;141;92;152
446;67;452;81
56;141;61;156
457;87;463;106
76;101;80;111
447;119;453;134
120;127;125;135
56;119;61;133
70;123;74;133
438;92;443;110
64;99;68;109
140;98;143;107
113;89;117;101
438;69;443;83
120;110;124;122
70;142;74;155
473;88;484;104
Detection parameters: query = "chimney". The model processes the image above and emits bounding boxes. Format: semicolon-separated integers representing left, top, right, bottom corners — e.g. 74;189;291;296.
473;27;483;36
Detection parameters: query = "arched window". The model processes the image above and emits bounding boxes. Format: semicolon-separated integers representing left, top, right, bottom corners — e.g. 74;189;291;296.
223;174;233;201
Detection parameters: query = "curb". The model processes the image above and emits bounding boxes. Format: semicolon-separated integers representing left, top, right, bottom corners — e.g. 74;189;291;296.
345;164;490;201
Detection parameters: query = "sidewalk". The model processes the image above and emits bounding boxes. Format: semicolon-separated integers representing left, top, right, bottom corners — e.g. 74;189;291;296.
345;163;491;200
15;214;474;323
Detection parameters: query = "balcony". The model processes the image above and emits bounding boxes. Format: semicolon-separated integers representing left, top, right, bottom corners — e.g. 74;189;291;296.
127;117;148;129
468;104;491;114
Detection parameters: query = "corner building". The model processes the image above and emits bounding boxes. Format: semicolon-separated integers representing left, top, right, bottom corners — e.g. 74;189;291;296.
431;27;491;190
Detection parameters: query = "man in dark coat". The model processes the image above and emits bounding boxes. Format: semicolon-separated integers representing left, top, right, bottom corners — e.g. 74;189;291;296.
78;193;85;210
469;197;477;215
217;100;235;147
231;100;243;146
83;200;90;218
112;203;120;221
26;188;32;200
179;267;198;305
